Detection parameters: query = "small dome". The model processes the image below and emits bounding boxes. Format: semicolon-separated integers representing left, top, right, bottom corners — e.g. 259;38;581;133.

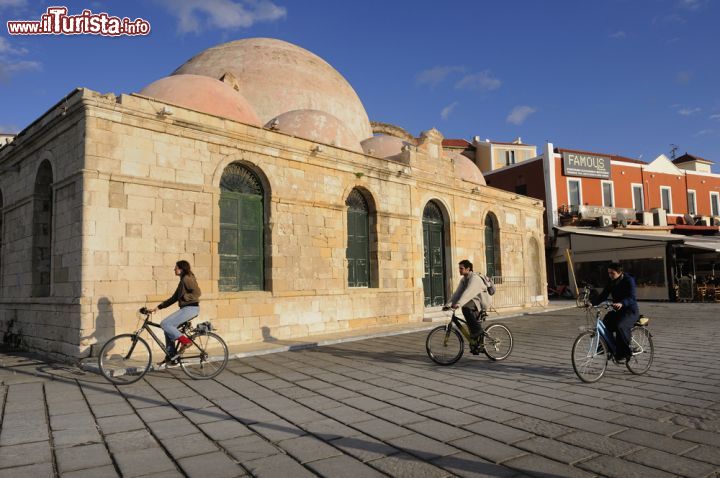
138;74;261;126
451;153;486;186
173;38;372;142
361;134;411;158
267;110;362;153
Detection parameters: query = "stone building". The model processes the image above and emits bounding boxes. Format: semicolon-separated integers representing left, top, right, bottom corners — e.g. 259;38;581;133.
0;38;546;361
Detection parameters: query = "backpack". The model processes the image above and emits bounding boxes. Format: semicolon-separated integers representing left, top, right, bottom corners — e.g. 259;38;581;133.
482;274;496;295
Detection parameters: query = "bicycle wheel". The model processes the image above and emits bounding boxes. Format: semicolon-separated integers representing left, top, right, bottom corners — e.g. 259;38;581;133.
179;332;228;379
482;324;513;361
426;325;464;365
626;326;653;375
571;331;608;383
98;334;151;385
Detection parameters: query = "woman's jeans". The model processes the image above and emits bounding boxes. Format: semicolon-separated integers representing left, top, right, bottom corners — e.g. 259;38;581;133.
161;306;199;356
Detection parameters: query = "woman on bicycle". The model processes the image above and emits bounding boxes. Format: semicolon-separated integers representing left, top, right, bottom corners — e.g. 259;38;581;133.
591;262;638;362
150;260;201;362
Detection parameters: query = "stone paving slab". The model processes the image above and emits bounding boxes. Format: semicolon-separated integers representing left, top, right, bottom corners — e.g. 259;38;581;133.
1;302;720;477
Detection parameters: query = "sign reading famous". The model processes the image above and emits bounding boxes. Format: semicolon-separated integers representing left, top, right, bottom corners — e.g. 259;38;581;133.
562;152;611;179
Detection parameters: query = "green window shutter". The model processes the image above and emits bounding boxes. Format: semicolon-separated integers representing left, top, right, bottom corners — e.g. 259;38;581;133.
422;201;446;307
346;189;369;287
219;164;264;292
485;215;499;277
239;195;263;291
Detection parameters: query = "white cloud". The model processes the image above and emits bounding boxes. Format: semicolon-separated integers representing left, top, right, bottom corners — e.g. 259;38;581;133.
677;107;700;116
678;0;706;10
693;129;713;137
506;105;536;125
652;14;686;25
416;66;465;87
158;0;287;34
455;71;501;91
609;31;626;39
440;102;458;121
0;0;26;8
0;36;28;55
676;71;692;84
710;113;720;120
0;59;41;82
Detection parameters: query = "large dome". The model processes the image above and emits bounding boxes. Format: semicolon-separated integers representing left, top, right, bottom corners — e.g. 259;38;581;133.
173;38;372;143
138;75;261;126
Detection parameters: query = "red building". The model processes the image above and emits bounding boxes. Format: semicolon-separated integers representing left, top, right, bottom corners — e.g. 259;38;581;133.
484;144;720;300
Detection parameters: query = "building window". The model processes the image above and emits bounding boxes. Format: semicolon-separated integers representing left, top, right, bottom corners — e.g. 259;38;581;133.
601;181;614;207
505;150;516;166
219;163;264;292
32;160;53;297
660;186;672;213
711;192;720;217
484;212;501;277
632;184;644;212
422;201;447;307
567;179;581;208
687;190;697;216
346;189;370;288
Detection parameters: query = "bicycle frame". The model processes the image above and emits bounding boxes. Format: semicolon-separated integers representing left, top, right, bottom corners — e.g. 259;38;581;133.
586;302;616;357
127;312;188;360
445;310;480;344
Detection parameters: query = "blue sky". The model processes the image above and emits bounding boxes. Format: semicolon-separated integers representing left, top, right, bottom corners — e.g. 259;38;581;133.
1;0;719;172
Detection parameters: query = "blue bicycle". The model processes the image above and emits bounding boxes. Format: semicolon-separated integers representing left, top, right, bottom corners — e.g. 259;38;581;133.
571;295;654;383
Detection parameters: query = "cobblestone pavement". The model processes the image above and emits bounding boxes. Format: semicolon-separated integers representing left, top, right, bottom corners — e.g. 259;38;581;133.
1;303;719;478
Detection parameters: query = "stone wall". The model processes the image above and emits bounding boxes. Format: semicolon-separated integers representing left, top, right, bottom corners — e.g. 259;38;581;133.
1;88;546;360
0;90;86;360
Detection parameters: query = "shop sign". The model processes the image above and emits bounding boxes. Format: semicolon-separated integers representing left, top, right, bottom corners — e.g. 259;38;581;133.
578;205;635;219
562;152;611;179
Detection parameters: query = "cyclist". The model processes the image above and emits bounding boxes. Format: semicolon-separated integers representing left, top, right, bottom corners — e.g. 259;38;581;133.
443;259;491;341
591;262;639;362
149;260;201;364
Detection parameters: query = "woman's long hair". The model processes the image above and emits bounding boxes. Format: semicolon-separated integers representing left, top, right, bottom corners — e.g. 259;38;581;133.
176;260;193;277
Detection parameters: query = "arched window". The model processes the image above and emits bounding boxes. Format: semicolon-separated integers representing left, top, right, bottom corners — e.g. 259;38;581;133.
484;212;501;278
346;189;370;287
33;161;53;296
423;201;447;306
219;163;264;291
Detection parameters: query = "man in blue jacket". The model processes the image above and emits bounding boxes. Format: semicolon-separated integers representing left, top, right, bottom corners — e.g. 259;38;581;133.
592;262;639;362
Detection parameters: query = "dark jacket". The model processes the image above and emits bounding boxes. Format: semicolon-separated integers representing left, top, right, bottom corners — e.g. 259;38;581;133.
593;272;639;316
158;274;201;309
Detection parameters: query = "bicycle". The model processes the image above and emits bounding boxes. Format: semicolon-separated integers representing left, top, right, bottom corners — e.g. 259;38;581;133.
571;298;654;383
98;307;229;385
426;308;513;365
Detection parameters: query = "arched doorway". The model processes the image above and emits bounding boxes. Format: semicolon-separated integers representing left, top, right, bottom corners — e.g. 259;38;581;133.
422;201;446;307
346;188;370;288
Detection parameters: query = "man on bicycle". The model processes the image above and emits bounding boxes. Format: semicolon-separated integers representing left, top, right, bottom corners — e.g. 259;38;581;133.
444;260;491;340
591;262;639;362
